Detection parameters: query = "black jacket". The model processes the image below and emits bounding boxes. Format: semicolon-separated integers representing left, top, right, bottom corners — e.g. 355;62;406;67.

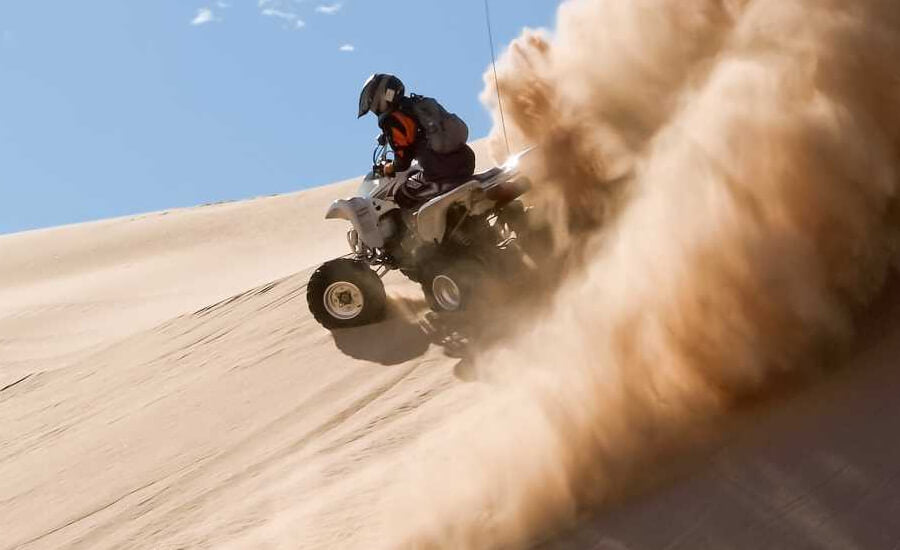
377;99;475;183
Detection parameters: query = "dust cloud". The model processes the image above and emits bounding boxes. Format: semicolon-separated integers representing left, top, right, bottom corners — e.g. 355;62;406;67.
379;0;900;548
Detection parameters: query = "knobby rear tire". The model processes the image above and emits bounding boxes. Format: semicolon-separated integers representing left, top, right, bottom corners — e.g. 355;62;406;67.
420;258;482;313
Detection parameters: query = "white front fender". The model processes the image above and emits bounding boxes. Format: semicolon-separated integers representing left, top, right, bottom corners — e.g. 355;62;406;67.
326;199;354;222
325;197;385;249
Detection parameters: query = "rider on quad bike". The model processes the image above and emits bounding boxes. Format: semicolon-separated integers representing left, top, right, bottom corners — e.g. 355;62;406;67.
357;73;476;209
303;74;542;331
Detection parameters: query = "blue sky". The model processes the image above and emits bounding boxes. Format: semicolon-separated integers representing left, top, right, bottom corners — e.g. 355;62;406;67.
0;1;559;235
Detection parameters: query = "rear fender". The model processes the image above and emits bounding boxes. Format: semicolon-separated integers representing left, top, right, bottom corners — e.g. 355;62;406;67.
415;182;477;244
484;177;531;205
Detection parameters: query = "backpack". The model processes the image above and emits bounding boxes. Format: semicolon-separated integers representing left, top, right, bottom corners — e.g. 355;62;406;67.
409;95;469;154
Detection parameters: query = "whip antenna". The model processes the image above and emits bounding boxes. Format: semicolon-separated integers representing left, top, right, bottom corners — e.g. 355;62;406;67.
484;0;511;157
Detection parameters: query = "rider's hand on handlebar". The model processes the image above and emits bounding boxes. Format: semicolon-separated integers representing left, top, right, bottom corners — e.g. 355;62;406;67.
383;162;396;177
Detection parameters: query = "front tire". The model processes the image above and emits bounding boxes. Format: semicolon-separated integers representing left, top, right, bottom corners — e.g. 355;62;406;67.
307;259;386;329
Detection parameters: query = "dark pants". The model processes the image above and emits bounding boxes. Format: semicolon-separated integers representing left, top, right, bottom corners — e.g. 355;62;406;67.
418;144;476;184
396;144;477;209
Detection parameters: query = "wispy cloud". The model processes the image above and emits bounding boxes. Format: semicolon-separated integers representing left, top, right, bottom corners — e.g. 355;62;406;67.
262;8;298;21
259;0;302;9
315;3;343;15
257;0;306;29
198;0;321;31
190;8;218;26
339;43;355;52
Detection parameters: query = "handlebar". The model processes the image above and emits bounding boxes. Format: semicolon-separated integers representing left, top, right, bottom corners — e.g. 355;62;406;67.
372;141;392;177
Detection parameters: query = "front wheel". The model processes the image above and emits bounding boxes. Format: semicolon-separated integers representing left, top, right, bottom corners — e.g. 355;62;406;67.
307;259;386;329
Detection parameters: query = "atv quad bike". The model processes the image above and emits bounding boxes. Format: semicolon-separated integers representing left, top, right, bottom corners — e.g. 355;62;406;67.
307;143;541;329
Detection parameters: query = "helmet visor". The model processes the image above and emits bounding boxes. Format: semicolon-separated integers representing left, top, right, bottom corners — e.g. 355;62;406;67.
358;76;377;118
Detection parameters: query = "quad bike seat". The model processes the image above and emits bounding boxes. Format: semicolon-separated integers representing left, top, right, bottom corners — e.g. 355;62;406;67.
400;167;506;210
398;173;471;209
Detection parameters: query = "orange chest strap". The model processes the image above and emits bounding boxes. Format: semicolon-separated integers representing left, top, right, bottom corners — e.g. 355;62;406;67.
390;111;417;148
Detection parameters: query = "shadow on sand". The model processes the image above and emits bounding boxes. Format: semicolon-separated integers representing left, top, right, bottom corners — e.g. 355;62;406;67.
330;299;433;366
331;291;541;382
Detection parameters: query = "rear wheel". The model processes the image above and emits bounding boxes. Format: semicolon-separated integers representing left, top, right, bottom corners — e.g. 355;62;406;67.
307;259;386;329
421;259;481;313
502;202;553;264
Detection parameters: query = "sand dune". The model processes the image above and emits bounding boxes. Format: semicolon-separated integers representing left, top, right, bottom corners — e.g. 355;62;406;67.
0;180;354;385
0;139;497;387
2;134;899;548
4;0;900;545
0;144;499;549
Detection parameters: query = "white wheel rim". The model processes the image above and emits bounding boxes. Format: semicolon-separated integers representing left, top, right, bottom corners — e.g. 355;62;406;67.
432;275;462;311
324;282;365;320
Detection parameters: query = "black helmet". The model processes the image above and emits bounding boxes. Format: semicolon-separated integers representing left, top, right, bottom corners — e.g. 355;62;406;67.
358;73;405;118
